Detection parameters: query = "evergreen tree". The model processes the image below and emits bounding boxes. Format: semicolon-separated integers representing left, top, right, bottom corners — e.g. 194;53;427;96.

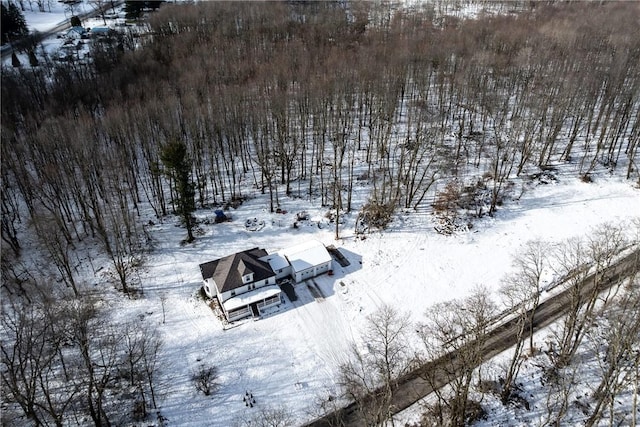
123;1;144;20
123;1;161;19
1;3;28;45
11;51;21;67
145;1;163;11
28;49;38;66
70;15;81;27
160;140;196;243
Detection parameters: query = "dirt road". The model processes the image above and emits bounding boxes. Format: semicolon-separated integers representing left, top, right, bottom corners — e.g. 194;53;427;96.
305;247;640;427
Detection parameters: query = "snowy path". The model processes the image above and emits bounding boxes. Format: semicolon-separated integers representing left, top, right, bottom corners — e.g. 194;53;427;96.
284;281;353;376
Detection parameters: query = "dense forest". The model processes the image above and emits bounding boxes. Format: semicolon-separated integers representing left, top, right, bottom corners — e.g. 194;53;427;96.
1;1;639;425
3;1;639;267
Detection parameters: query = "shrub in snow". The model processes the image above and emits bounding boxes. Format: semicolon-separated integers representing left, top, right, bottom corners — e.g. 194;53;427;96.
192;364;219;396
232;405;294;427
356;200;395;233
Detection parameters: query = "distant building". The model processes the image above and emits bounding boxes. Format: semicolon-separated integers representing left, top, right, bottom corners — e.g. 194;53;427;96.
64;26;86;40
89;27;113;38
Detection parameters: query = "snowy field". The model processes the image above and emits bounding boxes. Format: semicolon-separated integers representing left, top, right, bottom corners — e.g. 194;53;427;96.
123;165;639;426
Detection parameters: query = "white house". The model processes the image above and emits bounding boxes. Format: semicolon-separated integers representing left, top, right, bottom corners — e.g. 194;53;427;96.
65;26;86;40
277;240;333;283
199;248;281;322
199;241;333;322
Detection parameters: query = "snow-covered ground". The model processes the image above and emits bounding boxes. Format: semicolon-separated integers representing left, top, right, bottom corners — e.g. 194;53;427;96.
3;1;134;66
120;166;638;426
4;3;640;426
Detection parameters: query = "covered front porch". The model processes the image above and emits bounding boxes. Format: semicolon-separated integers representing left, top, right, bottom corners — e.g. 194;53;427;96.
222;285;282;322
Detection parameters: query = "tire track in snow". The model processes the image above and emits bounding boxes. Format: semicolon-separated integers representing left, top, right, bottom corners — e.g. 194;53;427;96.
363;230;429;308
291;283;354;376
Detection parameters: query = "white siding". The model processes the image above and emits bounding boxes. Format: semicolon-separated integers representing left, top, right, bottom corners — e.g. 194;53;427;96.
293;261;332;282
227;306;251;321
274;265;292;280
219;276;276;303
255;277;276;288
220;284;249;302
315;262;330;275
203;278;216;298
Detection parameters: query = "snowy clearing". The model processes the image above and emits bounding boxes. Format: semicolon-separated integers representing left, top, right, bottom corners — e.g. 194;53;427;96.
130;169;639;426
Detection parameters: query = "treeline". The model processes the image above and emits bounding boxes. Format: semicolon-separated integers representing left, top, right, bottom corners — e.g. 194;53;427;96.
2;0;639;294
3;1;639;268
1;292;163;426
3;1;639;236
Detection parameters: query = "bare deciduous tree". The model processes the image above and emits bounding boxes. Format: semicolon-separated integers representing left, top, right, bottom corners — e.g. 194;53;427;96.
1;294;71;425
192;364;219;396
418;286;496;426
584;278;640;427
550;226;628;368
498;240;548;403
339;304;412;426
232;405;295;427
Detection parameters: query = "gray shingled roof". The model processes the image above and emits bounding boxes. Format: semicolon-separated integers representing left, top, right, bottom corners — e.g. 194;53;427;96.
199;248;275;293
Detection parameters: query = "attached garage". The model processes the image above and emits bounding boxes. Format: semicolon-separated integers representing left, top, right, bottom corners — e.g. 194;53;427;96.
279;240;333;283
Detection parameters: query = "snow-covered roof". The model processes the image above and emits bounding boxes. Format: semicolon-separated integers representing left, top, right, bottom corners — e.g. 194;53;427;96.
280;240;332;273
222;285;281;312
260;253;290;272
65;26;85;39
68;26;85;34
199;248;274;293
90;27;111;34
